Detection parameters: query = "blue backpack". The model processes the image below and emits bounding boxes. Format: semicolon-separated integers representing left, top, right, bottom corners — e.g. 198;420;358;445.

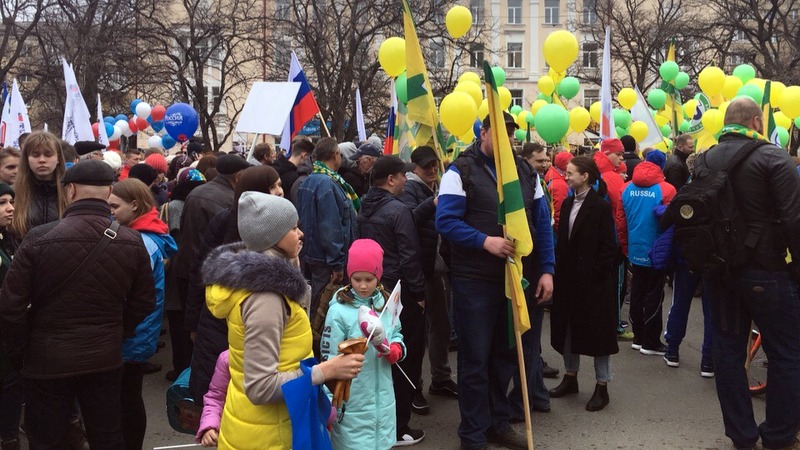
166;368;201;434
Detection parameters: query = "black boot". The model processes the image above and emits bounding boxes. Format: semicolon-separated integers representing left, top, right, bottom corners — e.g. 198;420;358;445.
586;383;609;411
548;373;578;398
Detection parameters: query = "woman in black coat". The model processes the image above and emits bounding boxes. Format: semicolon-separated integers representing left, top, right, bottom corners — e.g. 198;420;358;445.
549;156;619;412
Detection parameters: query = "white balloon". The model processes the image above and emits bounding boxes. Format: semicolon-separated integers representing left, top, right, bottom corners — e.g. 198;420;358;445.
115;120;132;137
147;135;163;148
135;102;152;119
110;125;122;141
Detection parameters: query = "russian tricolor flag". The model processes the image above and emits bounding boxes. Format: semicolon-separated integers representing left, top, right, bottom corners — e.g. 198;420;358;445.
384;80;397;155
281;51;320;155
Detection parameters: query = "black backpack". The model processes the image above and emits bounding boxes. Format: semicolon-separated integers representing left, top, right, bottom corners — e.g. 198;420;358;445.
666;140;767;275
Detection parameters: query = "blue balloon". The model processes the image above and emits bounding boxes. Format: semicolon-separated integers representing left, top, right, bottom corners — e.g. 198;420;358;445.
115;114;127;123
151;120;164;132
104;115;115;124
473;119;482;140
147;116;153;124
161;134;177;149
104;122;114;137
130;98;142;115
164;103;199;143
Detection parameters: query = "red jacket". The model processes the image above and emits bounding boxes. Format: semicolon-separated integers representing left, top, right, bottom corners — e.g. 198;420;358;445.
545;166;569;233
593;151;627;243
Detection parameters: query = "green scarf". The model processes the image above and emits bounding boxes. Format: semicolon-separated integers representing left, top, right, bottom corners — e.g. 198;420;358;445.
313;160;360;211
720;124;768;142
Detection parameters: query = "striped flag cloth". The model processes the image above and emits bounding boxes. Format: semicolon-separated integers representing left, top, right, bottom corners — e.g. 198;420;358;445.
280;51;320;155
599;27;615;139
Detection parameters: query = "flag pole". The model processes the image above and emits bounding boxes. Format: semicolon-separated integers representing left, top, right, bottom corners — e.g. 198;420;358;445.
317;112;331;137
506;254;534;450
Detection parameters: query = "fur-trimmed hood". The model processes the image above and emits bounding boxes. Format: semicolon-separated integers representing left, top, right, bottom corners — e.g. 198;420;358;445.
202;242;310;319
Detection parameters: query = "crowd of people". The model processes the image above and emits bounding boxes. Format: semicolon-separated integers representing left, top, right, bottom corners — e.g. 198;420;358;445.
0;96;796;450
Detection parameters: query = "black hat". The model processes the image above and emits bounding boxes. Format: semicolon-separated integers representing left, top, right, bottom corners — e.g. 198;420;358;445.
74;141;106;156
62;160;116;186
350;143;383;160
411;146;439;168
371;155;415;182
0;183;14;198
482;111;519;131
186;141;203;157
129;163;158;186
216;153;251;175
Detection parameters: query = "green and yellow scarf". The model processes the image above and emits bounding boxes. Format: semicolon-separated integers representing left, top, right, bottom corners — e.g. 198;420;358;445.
720;124;768;142
313;160;360;211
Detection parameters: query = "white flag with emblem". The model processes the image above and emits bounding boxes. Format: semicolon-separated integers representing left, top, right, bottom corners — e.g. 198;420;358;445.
384;281;403;328
61;58;94;144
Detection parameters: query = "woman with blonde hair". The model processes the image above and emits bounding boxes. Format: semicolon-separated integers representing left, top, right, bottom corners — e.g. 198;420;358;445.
11;131;67;239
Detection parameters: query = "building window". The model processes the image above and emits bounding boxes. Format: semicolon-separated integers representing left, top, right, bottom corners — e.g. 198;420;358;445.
470;43;484;68
733;29;746;41
729;53;746;66
276;45;291;68
430;41;445;68
544;0;559;24
276;0;290;20
507;42;523;68
582;0;596;24
508;0;522;24
470;0;484;24
208;85;221;111
583;88;599;108
582;42;598;68
510;89;524;107
18;73;32;83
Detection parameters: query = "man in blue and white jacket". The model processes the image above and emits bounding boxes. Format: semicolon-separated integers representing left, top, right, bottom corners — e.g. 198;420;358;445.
436;112;554;450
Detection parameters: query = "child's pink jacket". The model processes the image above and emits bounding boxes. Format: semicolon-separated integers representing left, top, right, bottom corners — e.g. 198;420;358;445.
194;350;230;443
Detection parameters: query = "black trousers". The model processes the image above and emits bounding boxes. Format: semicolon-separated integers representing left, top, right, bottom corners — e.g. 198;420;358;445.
25;368;124;450
168;276;194;373
629;264;666;349
121;363;146;450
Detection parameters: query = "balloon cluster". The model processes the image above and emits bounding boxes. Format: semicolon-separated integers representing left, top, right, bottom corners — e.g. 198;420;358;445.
94;99;199;150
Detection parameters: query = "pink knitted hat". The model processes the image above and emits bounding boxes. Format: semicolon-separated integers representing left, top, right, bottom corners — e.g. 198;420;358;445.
347;239;384;280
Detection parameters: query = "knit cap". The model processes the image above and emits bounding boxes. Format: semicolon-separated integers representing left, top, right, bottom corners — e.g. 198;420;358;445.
103;151;122;171
645;149;667;170
601;138;624;155
554;152;574;171
347;239;384;280
238;191;298;253
145;153;168;174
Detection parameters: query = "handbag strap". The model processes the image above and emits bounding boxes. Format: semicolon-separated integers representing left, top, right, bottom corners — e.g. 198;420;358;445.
31;221;120;313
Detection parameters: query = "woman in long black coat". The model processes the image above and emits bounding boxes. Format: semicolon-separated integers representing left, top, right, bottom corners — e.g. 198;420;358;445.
549;156;619;412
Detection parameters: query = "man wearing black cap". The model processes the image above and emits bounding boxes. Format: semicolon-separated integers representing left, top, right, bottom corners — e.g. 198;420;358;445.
436;113;555;450
339;142;382;197
357;155;427;446
0;160;155;449
74;141;105;161
171;153;250;380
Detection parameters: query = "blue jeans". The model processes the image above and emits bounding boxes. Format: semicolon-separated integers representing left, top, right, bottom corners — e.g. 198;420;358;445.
706;269;800;449
452;277;517;447
508;286;549;416
664;263;713;362
563;329;612;382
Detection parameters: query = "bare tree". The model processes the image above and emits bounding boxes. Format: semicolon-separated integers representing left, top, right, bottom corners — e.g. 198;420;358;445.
0;0;51;83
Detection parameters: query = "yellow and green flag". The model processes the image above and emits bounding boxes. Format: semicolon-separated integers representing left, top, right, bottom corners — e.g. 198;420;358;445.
659;39;682;137
762;81;779;145
483;61;533;333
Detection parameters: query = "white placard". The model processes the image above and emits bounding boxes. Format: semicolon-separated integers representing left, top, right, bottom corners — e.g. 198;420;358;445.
235;82;301;135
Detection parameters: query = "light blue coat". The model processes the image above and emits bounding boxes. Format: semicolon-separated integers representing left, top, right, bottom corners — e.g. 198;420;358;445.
320;287;405;450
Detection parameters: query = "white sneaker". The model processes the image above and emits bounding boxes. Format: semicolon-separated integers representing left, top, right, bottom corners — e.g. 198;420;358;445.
631;343;642;350
395;428;425;447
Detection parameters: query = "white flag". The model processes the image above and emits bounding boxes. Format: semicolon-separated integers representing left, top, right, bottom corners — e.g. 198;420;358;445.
61;58;94;144
599;26;615;140
384;281;404;328
0;80;31;149
96;94;109;147
356;87;367;142
630;87;664;148
0;87;10;147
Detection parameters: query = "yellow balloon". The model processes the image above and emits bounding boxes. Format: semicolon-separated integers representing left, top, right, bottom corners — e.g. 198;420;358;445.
543;30;579;72
458;72;481;86
698;66;725;97
538;76;555;96
701;109;723;134
655;113;669;127
718;101;730;119
445;5;472;39
454;82;483;108
458;129;475;143
440;91;478;136
568;107;591;133
747;78;766;90
722;76;743;100
683;99;698;119
654;139;671;152
531;99;548;117
589;101;601;123
378;37;406;77
774;111;792;130
617;88;637;110
498;86;512;110
780;86;800;119
771;81;786;105
517;111;531;128
477;98;489;121
628;121;649;142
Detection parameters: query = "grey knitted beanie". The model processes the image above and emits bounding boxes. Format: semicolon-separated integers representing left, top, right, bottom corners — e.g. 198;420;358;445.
238;191;299;253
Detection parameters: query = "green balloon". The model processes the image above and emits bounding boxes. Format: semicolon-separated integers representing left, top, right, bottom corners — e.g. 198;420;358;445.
661;123;672;137
665;138;673;150
795;117;800;129
510;105;523;116
733;64;756;84
526;113;536;125
776;126;789;147
615;126;628;138
396;72;408;104
679;120;690;132
659;61;680;82
514;129;527;142
537;93;552;103
647;89;667;110
556;77;581;100
674;72;690;90
613;108;631;129
533;104;570;143
737;84;763;104
492;66;506;86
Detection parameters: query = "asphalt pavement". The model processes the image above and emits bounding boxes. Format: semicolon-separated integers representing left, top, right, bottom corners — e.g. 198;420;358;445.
138;287;758;449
